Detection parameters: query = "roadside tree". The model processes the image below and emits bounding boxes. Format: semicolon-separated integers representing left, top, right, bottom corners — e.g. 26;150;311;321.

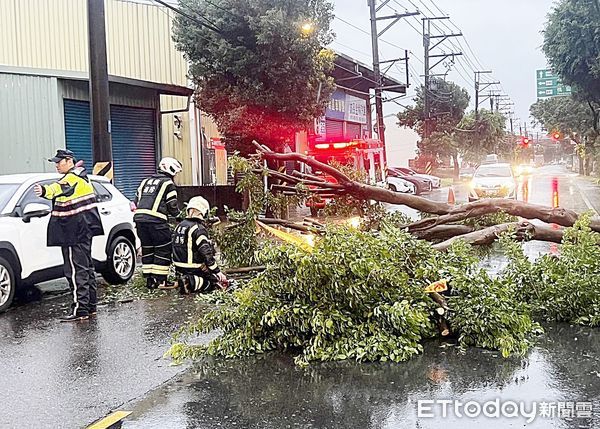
173;0;336;154
543;0;600;172
455;110;510;163
397;79;470;178
530;96;599;173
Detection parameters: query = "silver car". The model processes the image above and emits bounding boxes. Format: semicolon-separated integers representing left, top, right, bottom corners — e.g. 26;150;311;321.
468;163;517;202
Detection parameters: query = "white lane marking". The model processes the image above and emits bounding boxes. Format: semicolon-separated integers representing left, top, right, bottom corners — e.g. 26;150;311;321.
575;181;599;215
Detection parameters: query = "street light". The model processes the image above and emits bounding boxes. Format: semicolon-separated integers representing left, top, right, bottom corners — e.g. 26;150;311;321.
301;22;315;35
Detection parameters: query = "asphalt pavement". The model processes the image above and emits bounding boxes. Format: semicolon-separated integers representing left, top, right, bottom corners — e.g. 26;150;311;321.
0;289;216;429
1;165;599;428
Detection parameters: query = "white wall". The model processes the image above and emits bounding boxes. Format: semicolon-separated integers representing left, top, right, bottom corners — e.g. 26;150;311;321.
384;116;419;168
0;73;64;174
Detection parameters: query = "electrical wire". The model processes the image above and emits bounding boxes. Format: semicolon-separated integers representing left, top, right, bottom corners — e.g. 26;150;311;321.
150;0;222;34
334;15;408;51
390;0;512;104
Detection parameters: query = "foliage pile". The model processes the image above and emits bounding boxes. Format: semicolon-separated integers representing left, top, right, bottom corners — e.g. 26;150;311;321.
502;214;600;326
169;222;539;365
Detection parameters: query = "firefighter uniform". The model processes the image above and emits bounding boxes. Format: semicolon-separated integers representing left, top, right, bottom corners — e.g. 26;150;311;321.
134;172;179;288
40;161;104;318
172;218;222;294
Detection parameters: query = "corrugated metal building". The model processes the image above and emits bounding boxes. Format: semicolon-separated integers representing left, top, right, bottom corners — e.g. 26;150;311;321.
0;0;223;189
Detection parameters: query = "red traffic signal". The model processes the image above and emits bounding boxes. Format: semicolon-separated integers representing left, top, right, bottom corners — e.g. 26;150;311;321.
551;132;561;141
521;136;531;147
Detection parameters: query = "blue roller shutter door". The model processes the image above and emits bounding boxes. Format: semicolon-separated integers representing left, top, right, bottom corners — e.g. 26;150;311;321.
325;119;344;140
64;100;157;199
110;105;156;199
63;100;93;169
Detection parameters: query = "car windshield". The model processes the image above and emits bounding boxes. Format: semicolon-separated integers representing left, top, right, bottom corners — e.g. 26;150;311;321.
0;184;19;212
474;165;512;178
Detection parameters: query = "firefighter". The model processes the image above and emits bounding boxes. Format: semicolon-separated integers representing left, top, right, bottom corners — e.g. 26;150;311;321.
134;157;182;289
172;196;227;294
34;149;104;322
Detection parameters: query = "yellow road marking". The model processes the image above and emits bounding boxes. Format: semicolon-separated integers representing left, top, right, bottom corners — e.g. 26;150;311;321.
87;411;132;429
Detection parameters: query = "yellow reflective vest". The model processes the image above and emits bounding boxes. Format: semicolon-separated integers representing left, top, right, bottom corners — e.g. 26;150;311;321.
40;168;104;246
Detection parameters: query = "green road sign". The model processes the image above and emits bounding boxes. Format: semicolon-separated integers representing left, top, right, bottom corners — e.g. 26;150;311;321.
536;69;571;98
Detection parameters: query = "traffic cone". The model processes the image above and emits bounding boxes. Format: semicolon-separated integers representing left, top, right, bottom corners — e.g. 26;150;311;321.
447;186;455;205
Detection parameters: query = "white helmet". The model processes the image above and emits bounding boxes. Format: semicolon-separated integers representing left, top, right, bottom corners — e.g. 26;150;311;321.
159;157;183;176
186;196;210;218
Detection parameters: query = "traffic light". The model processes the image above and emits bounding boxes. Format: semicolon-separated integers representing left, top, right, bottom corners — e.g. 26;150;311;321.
521;136;531;148
551;131;562;141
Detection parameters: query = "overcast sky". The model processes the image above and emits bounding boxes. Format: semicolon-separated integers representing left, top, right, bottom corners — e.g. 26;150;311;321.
330;0;557;129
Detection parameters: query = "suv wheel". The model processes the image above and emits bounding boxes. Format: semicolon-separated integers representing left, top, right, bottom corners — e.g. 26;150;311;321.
101;236;135;284
0;256;16;312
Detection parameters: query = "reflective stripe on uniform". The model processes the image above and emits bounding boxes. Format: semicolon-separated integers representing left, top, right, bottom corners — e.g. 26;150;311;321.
152;181;171;213
54;194;96;207
187;225;198;265
193;275;204;292
52;202;97;217
166;190;177;200
195;234;209;246
135;209;167;220
174;261;206;269
142;264;170;274
136;179;147;202
68;247;79;317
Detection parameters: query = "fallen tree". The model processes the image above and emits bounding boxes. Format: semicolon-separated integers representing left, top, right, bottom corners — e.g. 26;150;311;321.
251;141;600;236
168;147;600;366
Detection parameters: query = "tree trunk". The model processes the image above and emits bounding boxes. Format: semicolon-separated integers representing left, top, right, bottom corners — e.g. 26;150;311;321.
252;142;600;237
452;153;459;181
432;221;565;251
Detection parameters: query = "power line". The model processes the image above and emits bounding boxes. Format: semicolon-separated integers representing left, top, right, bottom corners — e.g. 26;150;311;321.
150;0;222;34
395;0;513;108
334;15;408;51
423;0;486;70
330;41;372;61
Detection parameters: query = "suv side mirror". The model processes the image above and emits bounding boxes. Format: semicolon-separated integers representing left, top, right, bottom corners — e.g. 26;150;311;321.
23;203;51;223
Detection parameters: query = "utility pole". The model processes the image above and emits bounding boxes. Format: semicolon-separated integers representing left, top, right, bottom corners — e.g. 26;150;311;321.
368;0;418;148
422;16;462;138
88;0;113;178
474;71;499;119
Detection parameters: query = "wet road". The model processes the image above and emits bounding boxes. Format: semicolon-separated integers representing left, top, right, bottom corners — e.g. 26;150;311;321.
0;290;215;428
120;166;600;428
122;324;600;429
2;165;599;428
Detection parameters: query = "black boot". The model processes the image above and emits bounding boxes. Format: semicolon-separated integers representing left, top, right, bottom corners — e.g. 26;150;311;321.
146;276;157;290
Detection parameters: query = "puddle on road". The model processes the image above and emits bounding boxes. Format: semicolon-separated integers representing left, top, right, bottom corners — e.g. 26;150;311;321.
122;321;600;429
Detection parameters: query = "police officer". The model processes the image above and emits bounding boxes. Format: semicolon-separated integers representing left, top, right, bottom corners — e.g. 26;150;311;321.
34;149;104;322
172;196;227;294
134;157;182;289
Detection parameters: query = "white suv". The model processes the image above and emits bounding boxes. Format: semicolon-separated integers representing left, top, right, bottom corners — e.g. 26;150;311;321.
0;173;138;312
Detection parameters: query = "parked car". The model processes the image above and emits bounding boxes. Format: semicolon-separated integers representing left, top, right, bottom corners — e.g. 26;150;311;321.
0;173;138;312
388;168;432;195
386;175;416;194
392;167;441;188
468;163;517;202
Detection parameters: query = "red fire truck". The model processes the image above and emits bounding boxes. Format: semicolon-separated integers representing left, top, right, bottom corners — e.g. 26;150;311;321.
304;137;387;216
